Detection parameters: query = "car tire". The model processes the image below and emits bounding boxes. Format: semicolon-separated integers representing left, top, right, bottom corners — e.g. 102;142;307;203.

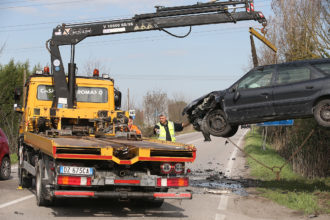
202;109;234;137
36;159;53;206
0;156;11;180
222;125;239;138
314;99;330;128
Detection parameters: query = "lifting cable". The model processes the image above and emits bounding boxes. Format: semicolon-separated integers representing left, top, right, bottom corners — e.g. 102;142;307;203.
226;129;315;181
160;26;192;38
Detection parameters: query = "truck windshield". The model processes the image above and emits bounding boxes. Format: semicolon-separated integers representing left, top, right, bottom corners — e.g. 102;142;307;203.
37;85;108;103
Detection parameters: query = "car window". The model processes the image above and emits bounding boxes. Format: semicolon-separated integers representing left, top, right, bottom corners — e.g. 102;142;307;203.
237;68;273;89
313;63;330;75
276;66;311;84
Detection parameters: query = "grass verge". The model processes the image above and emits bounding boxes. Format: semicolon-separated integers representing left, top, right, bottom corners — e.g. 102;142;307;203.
244;130;330;215
10;153;18;164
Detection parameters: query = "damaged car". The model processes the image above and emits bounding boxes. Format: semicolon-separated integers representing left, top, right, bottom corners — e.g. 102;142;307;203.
183;58;330;141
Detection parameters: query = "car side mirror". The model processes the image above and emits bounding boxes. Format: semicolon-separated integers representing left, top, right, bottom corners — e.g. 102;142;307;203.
229;84;238;93
233;91;240;101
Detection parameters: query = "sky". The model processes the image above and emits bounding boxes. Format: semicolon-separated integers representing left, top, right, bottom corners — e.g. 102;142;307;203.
0;0;272;108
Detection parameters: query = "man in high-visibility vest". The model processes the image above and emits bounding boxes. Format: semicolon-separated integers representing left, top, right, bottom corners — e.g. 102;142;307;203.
154;114;189;142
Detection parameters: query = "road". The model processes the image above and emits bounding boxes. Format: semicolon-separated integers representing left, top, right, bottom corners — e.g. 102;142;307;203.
0;129;319;220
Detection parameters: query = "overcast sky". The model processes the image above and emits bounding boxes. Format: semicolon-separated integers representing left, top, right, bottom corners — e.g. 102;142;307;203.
0;0;272;108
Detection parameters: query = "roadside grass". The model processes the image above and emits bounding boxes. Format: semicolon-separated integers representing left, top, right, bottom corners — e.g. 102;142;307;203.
10;153;18;164
244;130;330;215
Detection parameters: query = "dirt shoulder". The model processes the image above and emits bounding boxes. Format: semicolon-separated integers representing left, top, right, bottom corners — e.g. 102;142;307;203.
226;131;329;220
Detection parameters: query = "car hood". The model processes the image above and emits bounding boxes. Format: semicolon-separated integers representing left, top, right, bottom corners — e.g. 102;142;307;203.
182;90;225;116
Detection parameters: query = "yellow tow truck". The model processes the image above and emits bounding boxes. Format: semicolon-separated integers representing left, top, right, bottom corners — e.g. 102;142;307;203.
14;0;266;207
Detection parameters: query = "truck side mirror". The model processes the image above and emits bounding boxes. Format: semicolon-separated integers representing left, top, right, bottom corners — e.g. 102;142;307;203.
114;89;122;110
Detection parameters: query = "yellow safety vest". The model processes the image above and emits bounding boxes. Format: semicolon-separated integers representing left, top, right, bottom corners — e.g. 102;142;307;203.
157;121;176;142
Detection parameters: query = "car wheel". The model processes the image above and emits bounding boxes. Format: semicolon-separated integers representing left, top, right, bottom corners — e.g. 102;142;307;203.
222;125;239;138
0;156;11;180
36;159;53;206
202;109;234;137
314;99;330;127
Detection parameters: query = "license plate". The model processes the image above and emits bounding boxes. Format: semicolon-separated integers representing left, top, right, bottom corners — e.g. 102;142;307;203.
59;166;93;176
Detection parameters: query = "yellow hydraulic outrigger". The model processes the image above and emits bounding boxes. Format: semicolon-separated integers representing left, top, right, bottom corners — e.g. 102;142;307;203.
249;27;277;67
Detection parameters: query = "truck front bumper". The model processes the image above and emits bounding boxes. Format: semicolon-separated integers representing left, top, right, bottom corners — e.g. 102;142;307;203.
54;190;192;199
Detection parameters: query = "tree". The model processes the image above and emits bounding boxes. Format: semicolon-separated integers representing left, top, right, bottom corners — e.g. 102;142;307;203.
143;90;168;126
0;60;30;153
168;93;188;123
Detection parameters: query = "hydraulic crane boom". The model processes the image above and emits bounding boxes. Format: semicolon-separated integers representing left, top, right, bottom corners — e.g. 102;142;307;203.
47;0;266;109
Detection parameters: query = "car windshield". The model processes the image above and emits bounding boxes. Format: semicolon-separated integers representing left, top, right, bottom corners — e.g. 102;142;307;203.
37;85;108;103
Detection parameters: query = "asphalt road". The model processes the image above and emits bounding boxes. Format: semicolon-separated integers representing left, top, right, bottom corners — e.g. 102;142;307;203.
0;129;248;220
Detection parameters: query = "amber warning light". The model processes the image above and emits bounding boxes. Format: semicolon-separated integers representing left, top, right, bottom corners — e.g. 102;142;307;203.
44;66;50;74
93;69;99;77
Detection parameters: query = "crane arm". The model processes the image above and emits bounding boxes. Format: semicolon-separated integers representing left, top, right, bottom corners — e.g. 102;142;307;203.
47;0;266;109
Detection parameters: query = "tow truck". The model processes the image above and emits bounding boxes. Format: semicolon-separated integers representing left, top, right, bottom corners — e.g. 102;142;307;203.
15;0;266;207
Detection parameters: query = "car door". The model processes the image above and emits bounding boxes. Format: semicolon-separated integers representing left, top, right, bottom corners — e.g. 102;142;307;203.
224;66;275;123
273;64;323;116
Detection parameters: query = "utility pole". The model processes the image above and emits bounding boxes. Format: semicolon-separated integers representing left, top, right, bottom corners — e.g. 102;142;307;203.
127;88;130;111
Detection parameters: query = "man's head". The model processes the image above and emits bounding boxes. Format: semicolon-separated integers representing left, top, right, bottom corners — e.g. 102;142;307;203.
159;114;167;124
128;116;133;126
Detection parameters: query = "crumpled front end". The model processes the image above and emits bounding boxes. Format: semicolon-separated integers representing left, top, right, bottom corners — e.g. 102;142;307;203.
182;90;225;141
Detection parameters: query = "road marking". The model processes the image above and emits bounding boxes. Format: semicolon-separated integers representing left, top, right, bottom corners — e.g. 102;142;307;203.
217;194;229;210
186;138;204;144
215;213;226;220
215;129;249;219
0;195;34;209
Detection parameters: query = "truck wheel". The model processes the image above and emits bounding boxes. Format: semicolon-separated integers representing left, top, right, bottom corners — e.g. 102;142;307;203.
314;99;330;127
0;156;11;180
36;159;53;206
202;109;235;137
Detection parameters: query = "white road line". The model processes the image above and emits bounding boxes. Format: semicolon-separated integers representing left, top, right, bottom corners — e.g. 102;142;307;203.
215;213;226;220
215;129;249;220
217;194;229;210
186;138;204;145
0;195;34;209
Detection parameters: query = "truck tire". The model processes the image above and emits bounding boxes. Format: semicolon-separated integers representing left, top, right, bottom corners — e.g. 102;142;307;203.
202;109;236;137
314;99;330;127
36;159;53;206
0;156;11;180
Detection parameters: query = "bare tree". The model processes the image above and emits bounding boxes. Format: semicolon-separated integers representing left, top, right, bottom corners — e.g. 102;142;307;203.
83;59;110;76
143;90;168;126
168;93;188;123
259;0;329;65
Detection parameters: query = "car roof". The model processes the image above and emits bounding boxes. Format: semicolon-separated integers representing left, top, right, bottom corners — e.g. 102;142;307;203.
258;58;330;69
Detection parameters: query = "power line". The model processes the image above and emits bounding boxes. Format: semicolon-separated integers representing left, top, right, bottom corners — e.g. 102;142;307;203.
0;0;91;10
